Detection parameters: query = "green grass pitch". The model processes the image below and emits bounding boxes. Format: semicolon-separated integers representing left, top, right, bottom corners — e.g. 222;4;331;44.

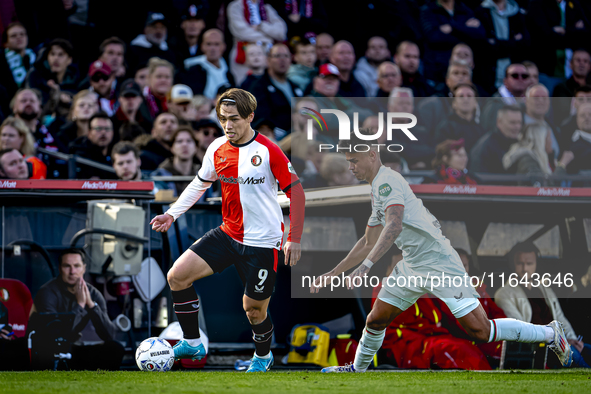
1;370;590;394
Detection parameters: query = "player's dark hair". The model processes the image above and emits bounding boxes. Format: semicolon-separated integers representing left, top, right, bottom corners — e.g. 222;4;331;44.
112;141;140;158
337;128;381;154
216;88;257;120
58;248;86;266
508;241;540;264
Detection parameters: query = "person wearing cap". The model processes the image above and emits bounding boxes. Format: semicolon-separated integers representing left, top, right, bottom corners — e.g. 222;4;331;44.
249;43;303;138
87;60;117;116
129;12;176;72
178;29;235;100
193;118;222;163
112;78;153;137
173;4;207;70
168;84;197;121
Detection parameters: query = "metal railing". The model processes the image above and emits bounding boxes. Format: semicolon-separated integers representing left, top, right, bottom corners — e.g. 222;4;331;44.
37;147;116;178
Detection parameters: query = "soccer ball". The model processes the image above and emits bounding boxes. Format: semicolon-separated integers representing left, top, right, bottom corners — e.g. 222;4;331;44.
135;337;174;372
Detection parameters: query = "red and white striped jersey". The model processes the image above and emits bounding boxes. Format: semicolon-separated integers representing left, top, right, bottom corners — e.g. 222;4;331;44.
198;130;300;249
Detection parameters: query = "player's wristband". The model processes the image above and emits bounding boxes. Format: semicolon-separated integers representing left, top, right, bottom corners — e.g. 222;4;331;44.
362;259;374;269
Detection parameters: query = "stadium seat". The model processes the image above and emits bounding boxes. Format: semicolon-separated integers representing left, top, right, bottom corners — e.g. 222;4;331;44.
0;278;33;338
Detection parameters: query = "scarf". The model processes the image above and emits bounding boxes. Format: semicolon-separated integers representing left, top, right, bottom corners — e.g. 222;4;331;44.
243;0;268;25
285;0;313;18
4;48;35;87
144;86;168;118
436;165;477;185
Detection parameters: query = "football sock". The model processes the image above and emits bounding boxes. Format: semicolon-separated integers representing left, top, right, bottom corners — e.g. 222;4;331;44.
186;338;202;347
171;286;201;339
251;314;274;358
488;319;548;343
354;326;386;372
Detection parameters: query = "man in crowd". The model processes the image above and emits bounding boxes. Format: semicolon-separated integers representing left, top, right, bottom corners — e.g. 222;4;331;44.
287;38;317;91
69;112;116;179
558;85;591;151
240;45;268;91
394;41;434;98
375;62;402;100
129;12;176;71
193;118;222;164
98;37;126;79
470;105;523;173
568;102;591;174
112;141;143;181
330;41;366;97
524;84;560;158
31;249;124;370
11;88;58;152
88;61;117;116
553;49;591;124
315;33;334;66
140;112;178;171
167;84;196;122
354;36;391;97
111;79;153;136
0;148;30;179
175;5;206;70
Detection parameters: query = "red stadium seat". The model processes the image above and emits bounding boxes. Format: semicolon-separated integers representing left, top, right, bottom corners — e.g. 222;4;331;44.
0;278;33;338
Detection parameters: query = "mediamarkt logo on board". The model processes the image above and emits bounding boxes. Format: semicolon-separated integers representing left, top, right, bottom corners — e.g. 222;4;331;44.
0;180;17;188
81;181;118;190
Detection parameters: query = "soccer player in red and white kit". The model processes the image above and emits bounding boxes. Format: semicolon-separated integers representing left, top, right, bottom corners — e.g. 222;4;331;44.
150;88;305;372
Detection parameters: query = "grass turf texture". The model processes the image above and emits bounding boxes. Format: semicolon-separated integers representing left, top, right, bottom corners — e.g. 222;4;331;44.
1;370;590;394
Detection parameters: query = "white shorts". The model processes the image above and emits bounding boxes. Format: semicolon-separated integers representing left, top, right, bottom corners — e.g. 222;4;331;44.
378;250;480;318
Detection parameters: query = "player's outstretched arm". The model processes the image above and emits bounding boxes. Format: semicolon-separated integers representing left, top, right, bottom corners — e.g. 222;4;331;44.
150;213;174;233
345;205;403;289
310;225;382;293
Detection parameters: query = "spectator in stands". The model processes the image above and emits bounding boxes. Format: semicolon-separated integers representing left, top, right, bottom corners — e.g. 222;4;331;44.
481;63;529;131
227;0;287;85
523;84;560;158
380;150;403;173
0;148;31;179
494;241;590;368
191;95;213;123
55;90;99;153
250;43;303;135
0;117;46;179
87;61;116;116
475;0;530;94
152;127;201;196
558;85;591;151
98;37;126;79
354;36;391;97
319;153;359;186
553;49;591;124
0;22;36;98
134;63;149;91
139;112;178;171
167;84;196;122
434;84;484;151
240;44;268;91
420;0;485;84
31;248;124;370
193;118;223;163
175;5;206;70
315;32;334;65
11;88;58;152
375;62;402;99
450;43;474;69
523;61;539;86
568;102;591;173
503;122;571;182
276;0;327;39
112;79;153;138
330;40;366;97
26;38;80;104
69;112;116;179
112;141;143;181
470;104;522;173
287;38;317;91
181;29;234;100
129;13;176;71
430;139;477;184
394;41;434;98
527;0;590;78
143;58;174;119
252;117;278;144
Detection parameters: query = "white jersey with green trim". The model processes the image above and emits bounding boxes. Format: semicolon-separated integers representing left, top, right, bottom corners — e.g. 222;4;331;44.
368;166;452;265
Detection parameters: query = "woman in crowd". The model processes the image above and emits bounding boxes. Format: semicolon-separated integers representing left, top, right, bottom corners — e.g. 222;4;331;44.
143;57;174;119
0;116;46;179
55;90;99;152
431;139;478;185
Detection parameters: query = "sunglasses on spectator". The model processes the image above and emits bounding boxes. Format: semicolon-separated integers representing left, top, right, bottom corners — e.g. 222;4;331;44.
199;129;219;137
509;73;530;80
91;73;110;82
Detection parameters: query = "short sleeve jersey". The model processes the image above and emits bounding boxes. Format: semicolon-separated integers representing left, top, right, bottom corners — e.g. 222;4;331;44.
198;130;299;249
368;166;452;264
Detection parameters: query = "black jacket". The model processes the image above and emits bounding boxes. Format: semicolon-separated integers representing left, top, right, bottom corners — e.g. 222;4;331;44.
26;61;81;104
337;74;367;98
139;138;172;171
176;61;235;97
469;128;518;174
401;71;435;99
249;71;304;132
568;135;591;174
69;136;115;179
31;277;117;344
434;112;486;151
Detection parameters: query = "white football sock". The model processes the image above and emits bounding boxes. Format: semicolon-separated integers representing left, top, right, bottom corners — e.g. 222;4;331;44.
186;338;202;347
353;326;385;372
488;319;547;343
255;352;271;359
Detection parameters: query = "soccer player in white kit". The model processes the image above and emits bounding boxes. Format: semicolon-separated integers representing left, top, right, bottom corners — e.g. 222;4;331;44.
151;88;305;372
313;130;573;372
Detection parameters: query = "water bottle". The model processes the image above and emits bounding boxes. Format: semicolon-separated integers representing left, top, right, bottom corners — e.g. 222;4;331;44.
234;359;251;371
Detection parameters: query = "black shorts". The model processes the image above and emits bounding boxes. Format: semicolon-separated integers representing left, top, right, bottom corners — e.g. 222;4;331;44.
189;227;278;300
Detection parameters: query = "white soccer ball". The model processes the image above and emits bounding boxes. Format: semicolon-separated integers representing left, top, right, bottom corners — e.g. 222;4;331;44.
135;337;174;372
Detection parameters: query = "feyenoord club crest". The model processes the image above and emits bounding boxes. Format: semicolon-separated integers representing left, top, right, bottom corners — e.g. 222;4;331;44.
251;155;262;166
0;288;9;302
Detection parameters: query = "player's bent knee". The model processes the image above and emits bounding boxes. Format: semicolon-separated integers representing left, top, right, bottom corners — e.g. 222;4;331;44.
366;313;390;331
167;268;189;291
244;306;265;325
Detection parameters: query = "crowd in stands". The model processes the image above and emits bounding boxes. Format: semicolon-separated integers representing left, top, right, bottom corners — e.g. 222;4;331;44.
0;0;591;190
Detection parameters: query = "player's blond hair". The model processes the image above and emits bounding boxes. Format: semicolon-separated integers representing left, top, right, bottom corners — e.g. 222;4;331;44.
216;88;257;120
